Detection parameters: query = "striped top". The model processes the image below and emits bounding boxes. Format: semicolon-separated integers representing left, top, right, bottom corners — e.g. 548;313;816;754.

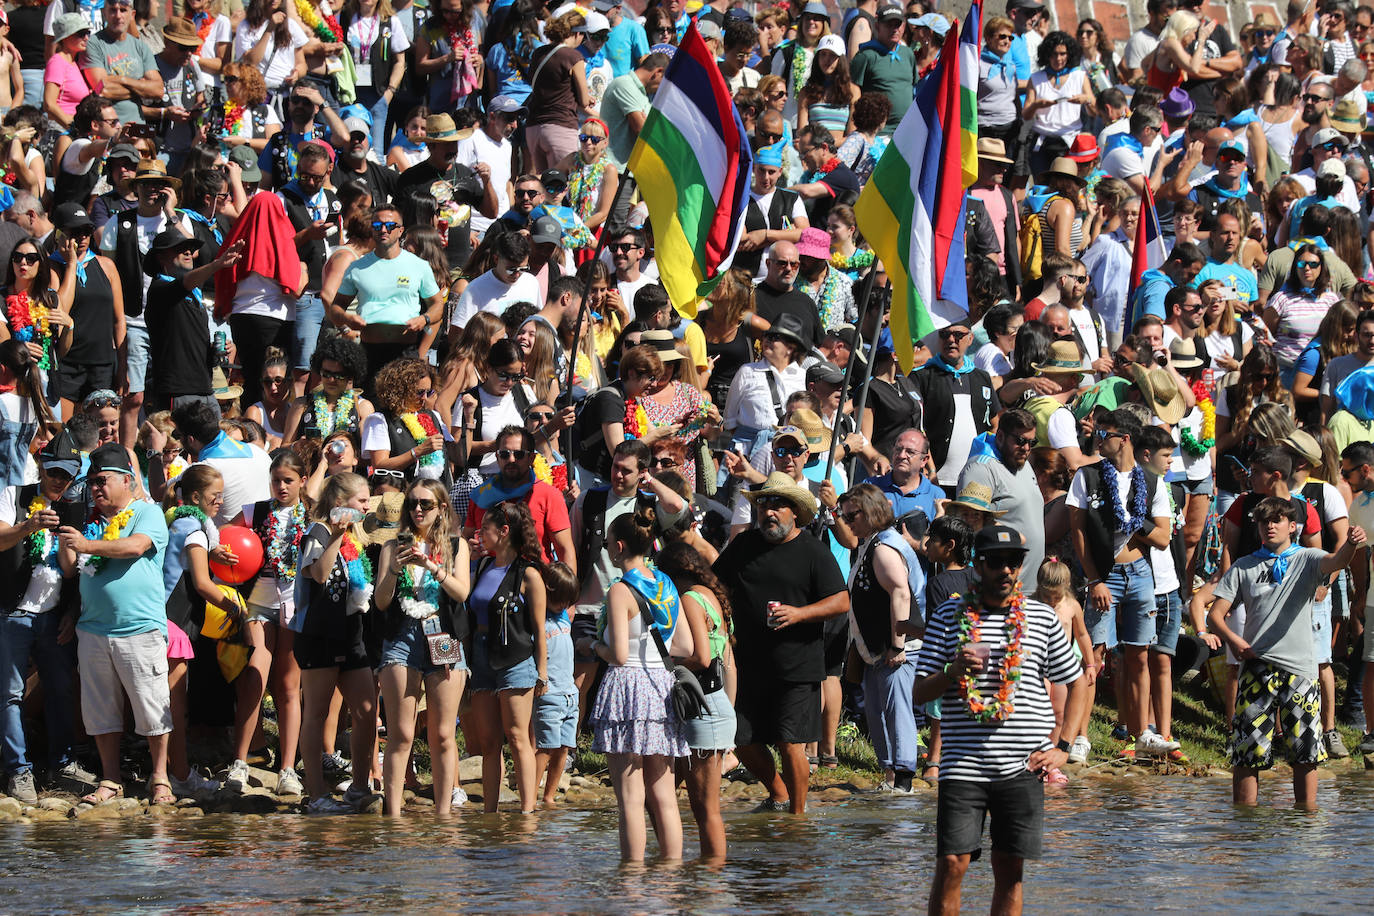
1037;195;1084;258
914;594;1081;782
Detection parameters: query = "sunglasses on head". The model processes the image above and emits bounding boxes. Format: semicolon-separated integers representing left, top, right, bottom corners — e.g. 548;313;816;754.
497;447;530;461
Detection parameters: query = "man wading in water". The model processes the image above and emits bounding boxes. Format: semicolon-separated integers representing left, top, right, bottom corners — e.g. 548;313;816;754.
914;525;1090;916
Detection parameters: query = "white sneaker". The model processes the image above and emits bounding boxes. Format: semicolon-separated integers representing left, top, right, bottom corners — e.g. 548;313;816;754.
276;767;304;797
1135;730;1174;758
169;768;222;797
1067;735;1091;765
224;759;250;793
450;785;468;807
305;796;355;815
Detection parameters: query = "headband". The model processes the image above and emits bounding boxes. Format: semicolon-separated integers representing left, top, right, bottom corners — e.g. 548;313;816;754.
583;117;610;137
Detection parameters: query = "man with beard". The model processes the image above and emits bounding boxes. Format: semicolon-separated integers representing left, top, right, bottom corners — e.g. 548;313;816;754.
332;116;398;206
914;525;1088;916
793;227;854;331
1192;212;1258;305
956;409;1046;581
464;425;575;567
395;113;490;276
713;472;848;814
259;82;351;191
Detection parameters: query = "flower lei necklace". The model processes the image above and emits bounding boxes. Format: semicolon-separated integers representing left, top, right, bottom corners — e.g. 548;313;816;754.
22;496;54;564
623;397;650;439
830;248;874;279
1180;380;1216;457
7;292;54;370
397;547;439;619
955;582;1028;722
338;529;374;613
296;0;343;42
222;100;247;137
1100;459;1149;536
789;43;811;97
263;500;307;580
401;411;444;469
799;266;847;329
82;506;137;574
164;504;209;528
312;389;355;437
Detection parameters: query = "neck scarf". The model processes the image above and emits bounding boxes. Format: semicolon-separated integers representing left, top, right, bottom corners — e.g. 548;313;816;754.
198;430;256;460
1046;64;1075;80
1103;132;1143;157
981;46;1013;82
470;468;536;510
1253;542;1302;584
620;565;681;642
1205;170;1251;200
930;353;975;377
182;207;223;246
580;42;606;71
50;248;97;283
1288;236;1330;252
283;179;328;221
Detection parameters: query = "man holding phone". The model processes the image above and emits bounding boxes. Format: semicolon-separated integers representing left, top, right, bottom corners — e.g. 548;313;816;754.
145;18;206;175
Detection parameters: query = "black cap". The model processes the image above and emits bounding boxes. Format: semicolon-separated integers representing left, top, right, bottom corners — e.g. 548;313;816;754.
806;361;845;385
877;1;904;19
88;442;134;478
106;143;141;166
142;228;203;277
541;168;567;191
768;312;808;349
53;202;94;232
973;524;1028;557
1007;0;1046;10
37;429;81;478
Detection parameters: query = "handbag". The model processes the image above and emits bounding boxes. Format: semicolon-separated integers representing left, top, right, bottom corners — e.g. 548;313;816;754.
629;587;706;720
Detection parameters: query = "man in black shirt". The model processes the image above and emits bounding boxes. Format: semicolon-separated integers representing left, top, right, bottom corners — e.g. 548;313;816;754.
333;115;398;205
395;113;492;279
143;228;244;413
754;240;825;350
713;472;849;814
792;126;862;226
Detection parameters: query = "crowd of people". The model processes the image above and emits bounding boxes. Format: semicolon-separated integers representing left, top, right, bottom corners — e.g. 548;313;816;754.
5;0;1374;905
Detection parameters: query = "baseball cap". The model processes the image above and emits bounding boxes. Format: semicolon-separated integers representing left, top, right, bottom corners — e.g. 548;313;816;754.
697;18;722;40
806;361;845;385
1313;126;1348;148
914;12;950;35
817;34;844;56
1318;157;1347;179
1006;0;1045;10
343;116;370;139
228;144;262;184
489;95;527;116
574;11;611;33
877;1;904;19
88;442;135;478
1217;139;1245;158
973;524;1028;557
106;143;141;165
53;202;94;232
37;430;81;478
530;215;564;245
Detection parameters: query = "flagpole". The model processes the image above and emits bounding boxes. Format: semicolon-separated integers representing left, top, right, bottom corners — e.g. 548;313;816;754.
822;269;889;485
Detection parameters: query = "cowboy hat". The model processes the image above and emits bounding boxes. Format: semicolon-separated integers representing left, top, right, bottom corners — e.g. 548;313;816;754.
783;407;833;455
976;137;1014;164
1036;156;1086;187
765;312;809;351
1281;429;1323;468
1167;337;1206;371
132;158;182;191
1031;339;1086;375
947;481;1009;517
142;227;203;277
1126;363;1185;425
162;16;203;47
423;113;473;142
744;471;819;525
211;366;243;401
362;491;407;546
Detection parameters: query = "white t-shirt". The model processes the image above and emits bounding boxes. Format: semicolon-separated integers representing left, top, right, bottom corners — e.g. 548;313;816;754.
1168;406;1213;482
1066;305;1104;370
0;486;62;613
230;272;296;322
101;211;192;330
937;391;977;487
973;341;1011;378
1046;405;1078;450
472;384;534;472
1123;26;1160;68
458;129;512;235
451;270;541;328
1101;145;1145;181
1067;459;1174;561
202;446;273;525
201;15;234;87
233;18;310;88
360;412;455;479
617;272;654;311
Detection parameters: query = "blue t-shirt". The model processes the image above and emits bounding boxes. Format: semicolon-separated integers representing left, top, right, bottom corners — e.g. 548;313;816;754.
78;499;170;639
605;19;649;78
339;250;440;326
486;39;536;103
863;472;940;523
470;561;512;629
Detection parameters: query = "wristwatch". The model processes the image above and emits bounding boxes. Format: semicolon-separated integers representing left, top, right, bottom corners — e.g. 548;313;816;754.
1055;738;1072;753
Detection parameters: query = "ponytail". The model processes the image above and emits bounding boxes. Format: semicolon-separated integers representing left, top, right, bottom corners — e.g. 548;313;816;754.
0;338;52;428
607;501;657;558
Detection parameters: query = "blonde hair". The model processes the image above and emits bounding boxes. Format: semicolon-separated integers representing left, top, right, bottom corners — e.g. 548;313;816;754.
1034;556;1072;605
1161;10;1200;42
313;471;369;540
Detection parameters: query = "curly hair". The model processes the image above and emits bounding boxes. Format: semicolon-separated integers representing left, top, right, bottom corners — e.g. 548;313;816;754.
372;357;434;415
310;333;368;381
656;539;734;640
484;499;544;568
223;61;268;107
72;94;113;138
850;92;891;134
1036;30;1081;70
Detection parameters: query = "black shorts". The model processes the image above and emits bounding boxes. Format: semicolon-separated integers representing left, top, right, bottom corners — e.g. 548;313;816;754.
52;362;115;402
823;617;848;679
936;772;1045;861
293;617;371;671
571;614;600;664
734;677;820;747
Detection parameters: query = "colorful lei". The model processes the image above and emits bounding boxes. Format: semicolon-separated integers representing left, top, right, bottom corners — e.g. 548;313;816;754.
956;582;1028;722
82;506;137;574
788;42;811;97
164;504;209;528
263;500;307;581
397;556;439;619
830;247;874;274
311;389;355;437
567;154;606;222
677;401;714;438
623;397;649;439
295;0;343;43
22;496;54;565
7;292;55;370
338;530;374;614
533;452;570;493
1180;380;1216;457
401;411;444;470
797;266;849;330
222;100;247;137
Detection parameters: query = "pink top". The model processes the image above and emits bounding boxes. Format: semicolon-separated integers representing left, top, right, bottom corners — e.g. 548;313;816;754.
44;54;88;117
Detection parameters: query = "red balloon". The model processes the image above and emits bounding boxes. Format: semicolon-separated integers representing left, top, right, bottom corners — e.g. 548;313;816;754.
211;525;264;584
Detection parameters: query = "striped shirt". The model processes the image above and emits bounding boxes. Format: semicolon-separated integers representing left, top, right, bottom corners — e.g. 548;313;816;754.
915;594;1081;782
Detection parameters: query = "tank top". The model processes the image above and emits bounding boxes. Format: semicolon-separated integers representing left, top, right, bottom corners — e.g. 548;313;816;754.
686;589;728;661
251;400;285;439
621;585;673;670
704;321;753;406
807;101;851;134
1029;69;1086;139
60;255;115;365
1146;58;1184;92
526;45;581;129
1037;194;1084;258
1258;106;1297;165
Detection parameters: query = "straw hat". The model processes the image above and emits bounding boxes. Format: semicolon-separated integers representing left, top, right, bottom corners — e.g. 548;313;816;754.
1281;429;1322;468
1331;98;1368;134
1126;363;1185;425
1036;156;1086;186
362;491;407;546
783;407;833;455
211;366;243;401
639;329;685;363
1031;339;1086;375
947;481;1008;517
1167;337;1206;371
423;113;473;142
132;158;181;191
743;471;819;525
976;137;1014;164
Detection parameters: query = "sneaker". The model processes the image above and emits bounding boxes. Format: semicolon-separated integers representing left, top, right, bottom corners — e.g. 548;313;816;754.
1136;731;1174;758
341;782;372;808
750;798;788;812
1110;724;1131;741
321;751;350;776
276;767;303;797
1359;732;1374;755
1326;729;1352;760
7;771;37;805
1067;736;1091;765
1166;746;1191;765
169;768;221;798
53;760;97;786
305;796;355;815
224;759;250;793
451;785;468;807
1117;746;1138;764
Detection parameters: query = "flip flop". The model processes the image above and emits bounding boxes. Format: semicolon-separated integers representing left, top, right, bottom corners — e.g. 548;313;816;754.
82;780;123;806
819;754;840;769
148;777;175;806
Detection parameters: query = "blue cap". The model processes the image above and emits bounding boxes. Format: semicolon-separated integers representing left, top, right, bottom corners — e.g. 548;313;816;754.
649;42;678;59
755;141;784;167
915;13;950;36
801;1;829;18
1218;139;1245;157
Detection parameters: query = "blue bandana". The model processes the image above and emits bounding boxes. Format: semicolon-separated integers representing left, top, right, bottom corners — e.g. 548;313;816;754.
157;273;203;308
1288;236;1331;252
470;468;536;510
581;43;606;71
198;430;256;460
182;208;223;247
981;47;1013;82
1204;170;1251;200
1253;542;1302;584
50;248;97;283
929;353;975;377
1103;133;1143;157
617;566;681;642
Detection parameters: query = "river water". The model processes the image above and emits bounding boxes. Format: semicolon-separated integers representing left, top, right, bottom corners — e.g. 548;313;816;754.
3;773;1369;913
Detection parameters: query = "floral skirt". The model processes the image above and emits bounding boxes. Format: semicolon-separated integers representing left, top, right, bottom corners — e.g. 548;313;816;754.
590;666;688;758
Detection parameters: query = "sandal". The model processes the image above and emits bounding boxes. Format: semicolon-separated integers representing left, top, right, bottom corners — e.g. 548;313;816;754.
819;754;839;769
148;777;175;806
82;779;123;806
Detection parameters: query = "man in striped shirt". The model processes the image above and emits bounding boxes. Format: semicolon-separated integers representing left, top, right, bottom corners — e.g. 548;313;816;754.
915;525;1090;916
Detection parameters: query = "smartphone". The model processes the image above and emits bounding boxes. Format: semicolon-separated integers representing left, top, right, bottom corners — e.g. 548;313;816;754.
397;530;415;550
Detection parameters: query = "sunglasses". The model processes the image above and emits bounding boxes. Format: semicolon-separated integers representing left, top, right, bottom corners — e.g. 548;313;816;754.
1321;141;1344;151
1255;28;1275;36
839;509;862;523
495;369;523;381
757;130;783;142
578;133;605;144
1005;433;1036;448
755;495;794;511
1303;93;1333;103
515;188;541;198
497;448;530;461
938;328;970;340
1297;260;1322;269
261;375;287;386
773;443;807;459
372;468;405;481
1219;151;1245;162
527;411;554;423
651;456;679;468
764;92;786;102
42;466;73;481
1095;430;1127;441
415;388;435;398
10;251;40;265
371;220;401;232
407;498;439;511
321;370;350;381
770;259;800;268
1343;465;1363;478
610;242;640;253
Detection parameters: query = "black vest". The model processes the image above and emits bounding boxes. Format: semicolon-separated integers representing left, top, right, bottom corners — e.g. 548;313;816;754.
53;142;101;210
113;210;145;317
384;408;451;487
909;363;995;471
339;11;400;80
278;184;339;293
738;188;801;275
471;557;535;670
849;535;893;659
0;484;40;610
379;535;469;641
1191;184;1262;232
1075;461;1159;579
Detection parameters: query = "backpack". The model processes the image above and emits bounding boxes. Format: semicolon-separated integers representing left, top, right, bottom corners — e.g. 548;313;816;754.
1019;201;1044;281
575;486;612;586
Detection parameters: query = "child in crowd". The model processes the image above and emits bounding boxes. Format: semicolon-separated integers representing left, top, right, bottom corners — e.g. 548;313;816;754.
919;515;975;781
534;561;580;808
1033;556;1092;776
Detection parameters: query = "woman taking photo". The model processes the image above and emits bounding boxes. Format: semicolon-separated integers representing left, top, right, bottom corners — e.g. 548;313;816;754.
282;333;373;443
722;318;805;452
657;540;734;861
796;34;859;145
972;301;1022;386
467;499;547;814
555;117;618;239
373;479;471;818
363;357;451;482
1263;242;1343;383
415;0;479;112
1199;280;1253;380
218;62;281;153
457;338;537;480
577;504;689;862
1022;31;1093;176
292;471;379;814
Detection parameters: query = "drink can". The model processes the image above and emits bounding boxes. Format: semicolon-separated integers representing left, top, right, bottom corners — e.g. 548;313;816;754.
767;601;781;628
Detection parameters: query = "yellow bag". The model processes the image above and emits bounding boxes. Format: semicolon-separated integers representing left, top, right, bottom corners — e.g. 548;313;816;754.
217;640;251;682
203;585;244;641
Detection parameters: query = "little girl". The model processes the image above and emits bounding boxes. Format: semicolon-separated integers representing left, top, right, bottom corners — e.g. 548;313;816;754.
1033;557;1094;779
162;464;246;801
534;561;580;808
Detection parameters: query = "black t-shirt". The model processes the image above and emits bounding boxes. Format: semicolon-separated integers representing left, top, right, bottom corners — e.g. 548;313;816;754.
804;163;861;226
712;527;848;682
754;282;824;350
1182;27;1236;118
334;158;399;206
574;381;627;478
145;267;214;396
395;160;482;270
926;567;977;621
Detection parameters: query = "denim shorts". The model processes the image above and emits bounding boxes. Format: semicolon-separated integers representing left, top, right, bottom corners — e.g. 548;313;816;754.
293;293;325;371
378;617;469;677
469;636;538;692
534;691;578;749
684;686;737;753
1152;591;1183;655
125;326;150;394
1084;557;1156;648
1180;476;1214;496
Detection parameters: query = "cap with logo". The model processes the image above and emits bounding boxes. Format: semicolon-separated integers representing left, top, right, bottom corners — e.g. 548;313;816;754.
53;202;94;232
974;524;1028;556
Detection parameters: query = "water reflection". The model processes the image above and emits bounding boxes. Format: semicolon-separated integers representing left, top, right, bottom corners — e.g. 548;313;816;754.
7;778;1374;912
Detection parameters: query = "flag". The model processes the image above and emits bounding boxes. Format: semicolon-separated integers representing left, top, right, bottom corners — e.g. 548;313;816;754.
627;23;752;318
853;4;980;371
1126;179;1168;331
